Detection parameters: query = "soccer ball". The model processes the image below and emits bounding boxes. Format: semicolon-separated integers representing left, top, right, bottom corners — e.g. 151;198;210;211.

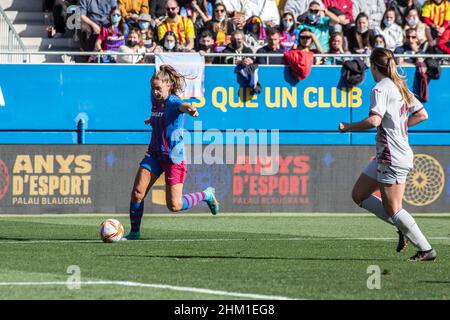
99;218;124;243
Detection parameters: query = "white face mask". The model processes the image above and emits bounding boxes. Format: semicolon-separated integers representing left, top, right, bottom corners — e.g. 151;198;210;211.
407;17;419;26
357;26;368;34
164;41;175;50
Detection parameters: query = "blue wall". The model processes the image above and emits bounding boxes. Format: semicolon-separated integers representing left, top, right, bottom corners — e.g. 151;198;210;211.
0;64;449;144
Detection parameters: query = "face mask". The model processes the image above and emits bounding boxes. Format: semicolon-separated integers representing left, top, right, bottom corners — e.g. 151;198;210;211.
407;18;419;26
383;19;393;27
164;41;175;50
375;43;384;48
231;38;240;49
168;11;177;19
111;15;121;24
127;40;138;47
217;16;225;22
308;13;318;21
199;44;212;51
357;26;368;34
139;22;150;30
283;20;293;29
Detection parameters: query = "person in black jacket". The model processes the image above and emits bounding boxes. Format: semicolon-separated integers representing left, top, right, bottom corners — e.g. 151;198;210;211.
256;29;284;65
221;30;254;65
149;0;167;22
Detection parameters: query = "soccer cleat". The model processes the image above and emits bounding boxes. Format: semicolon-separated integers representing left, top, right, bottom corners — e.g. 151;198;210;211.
204;187;219;215
396;230;408;252
122;231;140;241
409;248;437;262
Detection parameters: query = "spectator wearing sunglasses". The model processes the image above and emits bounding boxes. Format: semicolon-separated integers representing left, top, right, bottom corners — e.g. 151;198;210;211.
157;0;196;50
204;2;237;49
296;27;324;54
394;28;426;65
278;12;297;52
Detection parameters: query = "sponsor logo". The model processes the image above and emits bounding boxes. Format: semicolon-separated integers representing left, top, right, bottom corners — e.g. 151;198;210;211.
0;160;10;200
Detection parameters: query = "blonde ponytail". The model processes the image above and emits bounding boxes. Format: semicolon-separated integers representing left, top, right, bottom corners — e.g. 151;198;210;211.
370;48;414;106
152;64;186;96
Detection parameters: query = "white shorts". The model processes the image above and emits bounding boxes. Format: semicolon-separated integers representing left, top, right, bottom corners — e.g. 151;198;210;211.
363;159;410;185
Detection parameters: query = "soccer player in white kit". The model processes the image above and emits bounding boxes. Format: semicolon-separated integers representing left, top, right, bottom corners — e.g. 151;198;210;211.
338;48;437;261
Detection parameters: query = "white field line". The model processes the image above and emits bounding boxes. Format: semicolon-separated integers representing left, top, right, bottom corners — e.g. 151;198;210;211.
1;236;449;244
0;280;295;300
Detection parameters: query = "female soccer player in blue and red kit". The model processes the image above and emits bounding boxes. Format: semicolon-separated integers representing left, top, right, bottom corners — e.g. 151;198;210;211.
124;65;219;240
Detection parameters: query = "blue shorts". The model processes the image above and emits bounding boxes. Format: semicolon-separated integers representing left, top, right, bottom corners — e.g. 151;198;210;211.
139;154;187;186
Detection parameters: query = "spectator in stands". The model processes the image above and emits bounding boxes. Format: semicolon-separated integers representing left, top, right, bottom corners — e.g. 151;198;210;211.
437;27;450;53
247;0;281;27
279;12;297;52
296;27;324;53
372;34;387;48
404;7;433;47
138;13;157;53
346;12;375;54
325;32;350;64
219;0;252;29
117;28;146;63
322;0;353;28
204;2;237;51
80;0;117;54
256;29;285;64
189;0;213;31
421;0;450;39
388;0;422;26
155;30;192;52
283;0;324;23
395;28;426;65
197;30;217;63
352;0;386;29
94;7;129;63
157;0;196;50
295;1;340;52
52;0;79;38
119;0;149;28
374;8;403;51
244;16;267;52
149;0;167;23
221;29;254;64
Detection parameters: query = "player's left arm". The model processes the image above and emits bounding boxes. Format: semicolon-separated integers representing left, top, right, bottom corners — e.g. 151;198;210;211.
408;108;428;127
179;102;199;117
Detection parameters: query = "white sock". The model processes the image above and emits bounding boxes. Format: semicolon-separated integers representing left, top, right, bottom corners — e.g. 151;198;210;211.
360;195;394;225
392;209;432;251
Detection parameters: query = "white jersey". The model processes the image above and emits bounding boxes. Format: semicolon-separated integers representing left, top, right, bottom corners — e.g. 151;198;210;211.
369;77;424;169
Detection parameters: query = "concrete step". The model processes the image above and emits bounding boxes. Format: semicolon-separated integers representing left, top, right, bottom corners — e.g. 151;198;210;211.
5;11;45;24
22;37;79;50
15;24;48;38
0;0;42;12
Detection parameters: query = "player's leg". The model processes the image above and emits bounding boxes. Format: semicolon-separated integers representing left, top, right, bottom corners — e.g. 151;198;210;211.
125;156;163;240
353;160;408;252
379;167;436;261
352;160;394;225
163;162;219;214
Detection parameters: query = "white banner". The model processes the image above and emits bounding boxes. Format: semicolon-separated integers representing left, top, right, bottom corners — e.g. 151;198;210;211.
155;53;205;98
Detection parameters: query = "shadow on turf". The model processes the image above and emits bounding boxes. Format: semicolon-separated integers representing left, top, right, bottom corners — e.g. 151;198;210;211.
106;254;391;262
418;280;450;284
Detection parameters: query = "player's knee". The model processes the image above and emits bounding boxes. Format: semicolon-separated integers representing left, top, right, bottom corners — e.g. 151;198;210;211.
351;189;365;205
167;201;182;212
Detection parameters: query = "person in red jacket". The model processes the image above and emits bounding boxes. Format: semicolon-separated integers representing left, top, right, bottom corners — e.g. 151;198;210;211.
437;28;450;53
322;0;353;26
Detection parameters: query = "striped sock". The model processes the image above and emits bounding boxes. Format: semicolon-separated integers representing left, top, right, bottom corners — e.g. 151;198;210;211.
129;202;144;233
181;192;206;211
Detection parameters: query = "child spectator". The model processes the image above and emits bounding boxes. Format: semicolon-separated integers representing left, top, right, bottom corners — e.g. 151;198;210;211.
346;12;376;53
325;32;350;65
278;12;297;52
244;16;267;52
94;7;129;63
372;34;387;48
117;28;146;63
374;8;403;51
420;0;450;39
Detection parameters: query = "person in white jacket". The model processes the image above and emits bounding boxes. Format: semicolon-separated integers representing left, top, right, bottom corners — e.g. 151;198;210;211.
283;0;324;21
352;0;386;29
373;8;403;51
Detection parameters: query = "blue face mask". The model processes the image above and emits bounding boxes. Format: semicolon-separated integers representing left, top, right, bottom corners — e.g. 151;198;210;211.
139;21;150;30
111;14;121;24
308;13;318;21
407;18;419;26
283;20;293;29
217;16;225;22
383;19;393;27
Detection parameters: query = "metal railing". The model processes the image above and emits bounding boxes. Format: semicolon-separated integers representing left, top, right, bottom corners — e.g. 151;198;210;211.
0;51;449;64
0;5;28;63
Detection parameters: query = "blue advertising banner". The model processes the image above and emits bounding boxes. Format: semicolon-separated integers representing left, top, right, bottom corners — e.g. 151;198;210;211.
0;64;449;144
